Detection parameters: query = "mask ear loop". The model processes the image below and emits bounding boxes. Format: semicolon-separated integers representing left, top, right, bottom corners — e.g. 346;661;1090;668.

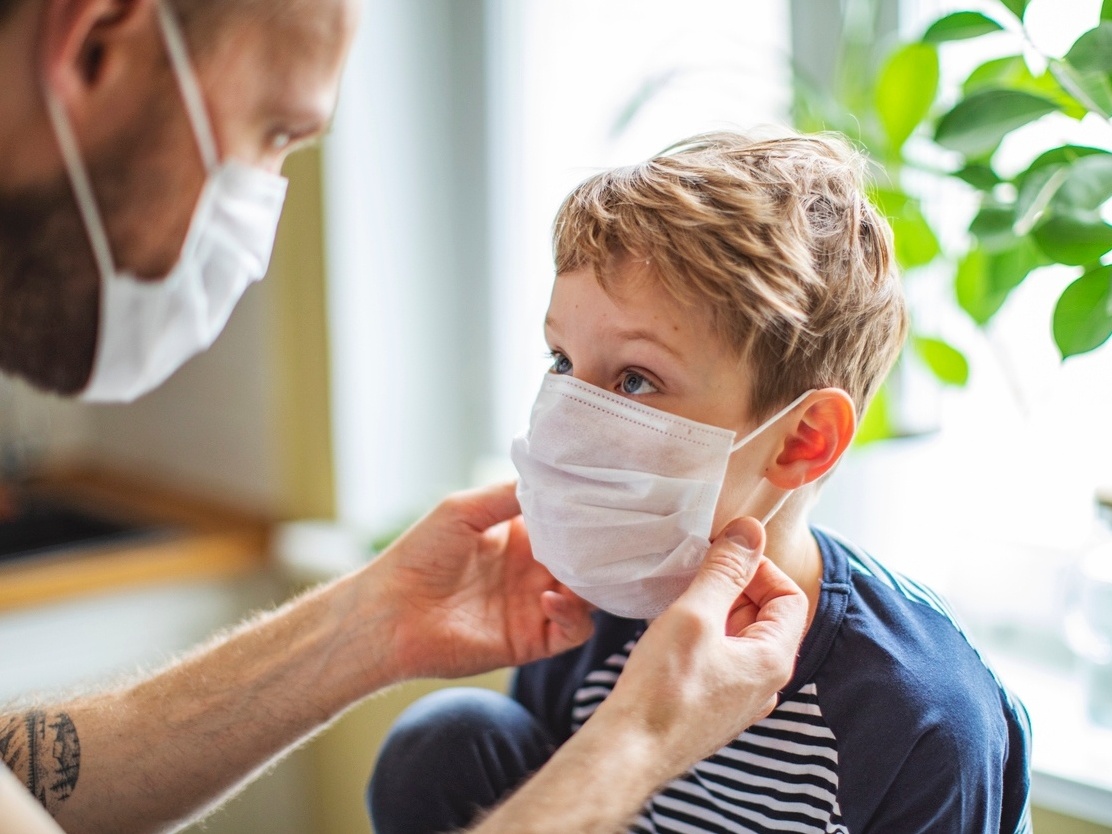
42;91;116;280
728;390;817;525
761;488;797;526
155;0;220;173
729;389;816;453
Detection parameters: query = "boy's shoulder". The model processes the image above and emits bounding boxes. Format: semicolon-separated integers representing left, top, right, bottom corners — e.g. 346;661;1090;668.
803;529;1031;832
515;530;1032;833
806;526;1012;718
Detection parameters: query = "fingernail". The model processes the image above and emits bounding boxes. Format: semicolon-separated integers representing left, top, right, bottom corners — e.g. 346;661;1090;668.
724;518;760;551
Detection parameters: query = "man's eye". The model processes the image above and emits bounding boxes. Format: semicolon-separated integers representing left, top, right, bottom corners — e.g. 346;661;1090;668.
620;372;657;396
549;352;572;374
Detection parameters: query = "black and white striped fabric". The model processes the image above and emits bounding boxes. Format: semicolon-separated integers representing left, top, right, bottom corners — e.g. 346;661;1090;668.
571;647;847;833
514;527;1033;834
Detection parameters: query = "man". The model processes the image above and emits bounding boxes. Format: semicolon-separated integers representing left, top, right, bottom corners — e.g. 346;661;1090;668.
0;1;809;832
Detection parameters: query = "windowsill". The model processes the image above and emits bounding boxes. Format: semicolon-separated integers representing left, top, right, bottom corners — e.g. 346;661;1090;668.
986;647;1112;827
0;469;271;612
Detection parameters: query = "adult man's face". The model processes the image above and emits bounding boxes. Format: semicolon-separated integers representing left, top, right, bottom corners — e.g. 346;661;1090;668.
0;0;359;395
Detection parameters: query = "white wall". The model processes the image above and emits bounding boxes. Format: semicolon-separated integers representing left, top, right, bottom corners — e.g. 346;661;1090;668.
324;0;494;533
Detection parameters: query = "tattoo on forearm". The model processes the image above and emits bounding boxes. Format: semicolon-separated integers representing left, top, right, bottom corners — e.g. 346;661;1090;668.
0;711;80;815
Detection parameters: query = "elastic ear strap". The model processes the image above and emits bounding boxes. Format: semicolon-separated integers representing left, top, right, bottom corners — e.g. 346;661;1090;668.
42;88;116;279
760;489;793;526
730;389;816;453
156;0;219;171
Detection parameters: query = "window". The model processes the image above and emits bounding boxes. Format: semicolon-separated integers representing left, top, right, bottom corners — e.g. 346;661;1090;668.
486;0;793;450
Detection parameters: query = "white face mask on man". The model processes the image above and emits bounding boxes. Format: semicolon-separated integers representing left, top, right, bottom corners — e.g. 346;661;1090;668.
43;1;289;403
511;374;813;620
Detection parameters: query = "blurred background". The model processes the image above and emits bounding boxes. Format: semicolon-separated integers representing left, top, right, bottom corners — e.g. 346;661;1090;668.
2;0;1111;831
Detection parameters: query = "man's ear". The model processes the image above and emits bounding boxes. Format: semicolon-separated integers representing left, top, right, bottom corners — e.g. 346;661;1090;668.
39;0;155;110
766;388;856;490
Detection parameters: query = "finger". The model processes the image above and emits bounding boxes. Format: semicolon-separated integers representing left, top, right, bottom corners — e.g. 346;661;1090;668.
740;554;805;610
454;480;521;530
542;590;595;651
725;594;758;635
675;517;766;611
735;558;808;649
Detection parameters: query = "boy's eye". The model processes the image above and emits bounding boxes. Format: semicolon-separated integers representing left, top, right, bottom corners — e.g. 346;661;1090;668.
549;352;573;375
620;372;658;396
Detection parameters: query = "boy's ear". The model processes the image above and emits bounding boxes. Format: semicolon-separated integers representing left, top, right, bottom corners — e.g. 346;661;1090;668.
766;388;856;490
39;0;155;112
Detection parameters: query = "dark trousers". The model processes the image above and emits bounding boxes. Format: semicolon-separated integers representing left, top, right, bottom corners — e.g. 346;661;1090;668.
367;687;556;834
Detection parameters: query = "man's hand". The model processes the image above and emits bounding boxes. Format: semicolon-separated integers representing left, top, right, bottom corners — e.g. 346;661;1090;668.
472;516;808;834
373;481;595;681
594;516;808;775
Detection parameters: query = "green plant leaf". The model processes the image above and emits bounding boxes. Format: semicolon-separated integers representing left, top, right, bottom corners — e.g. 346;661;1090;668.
1065;22;1112;73
955;163;1002;190
869;187;910;216
1053;153;1112;213
855;384;893;445
970;203;1018;251
923;11;1004;43
934;89;1060;158
963;55;1087;118
892;205;942;268
1104;0;1112;21
1001;0;1030;21
1032;214;1112;265
1014;164;1068;234
1053;265;1112;358
876;43;940;154
1052;24;1112;118
955;241;1042;324
1021;145;1111;180
913;336;970;385
1016;147;1112;224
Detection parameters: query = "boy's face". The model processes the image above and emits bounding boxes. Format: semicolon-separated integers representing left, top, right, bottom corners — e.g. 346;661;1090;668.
544;259;785;537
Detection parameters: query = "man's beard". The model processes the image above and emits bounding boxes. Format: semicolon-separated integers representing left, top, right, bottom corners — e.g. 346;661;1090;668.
0;79;181;398
0;174;100;396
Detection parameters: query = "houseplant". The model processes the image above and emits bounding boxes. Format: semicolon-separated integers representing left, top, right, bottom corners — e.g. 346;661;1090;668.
799;0;1112;438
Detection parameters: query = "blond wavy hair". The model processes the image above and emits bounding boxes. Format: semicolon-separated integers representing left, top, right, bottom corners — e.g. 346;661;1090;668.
552;130;909;421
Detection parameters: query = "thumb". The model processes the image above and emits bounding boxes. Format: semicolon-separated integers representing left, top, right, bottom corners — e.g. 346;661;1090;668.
454;480;521;529
679;517;766;610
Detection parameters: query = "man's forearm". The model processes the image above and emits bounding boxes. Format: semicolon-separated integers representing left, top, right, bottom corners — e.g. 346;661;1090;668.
473;705;671;834
1;565;399;834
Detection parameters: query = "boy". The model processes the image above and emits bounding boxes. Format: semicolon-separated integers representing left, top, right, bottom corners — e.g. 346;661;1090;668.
368;131;1032;833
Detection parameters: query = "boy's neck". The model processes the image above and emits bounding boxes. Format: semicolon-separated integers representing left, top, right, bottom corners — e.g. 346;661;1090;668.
763;516;823;632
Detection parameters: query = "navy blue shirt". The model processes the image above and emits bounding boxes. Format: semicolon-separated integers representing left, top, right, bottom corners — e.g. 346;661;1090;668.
515;527;1032;833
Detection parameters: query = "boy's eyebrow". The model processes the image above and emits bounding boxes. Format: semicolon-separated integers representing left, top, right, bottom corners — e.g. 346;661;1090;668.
613;328;686;361
545;316;685;363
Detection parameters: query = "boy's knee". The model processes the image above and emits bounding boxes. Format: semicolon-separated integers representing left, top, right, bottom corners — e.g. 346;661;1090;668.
368;687;555;834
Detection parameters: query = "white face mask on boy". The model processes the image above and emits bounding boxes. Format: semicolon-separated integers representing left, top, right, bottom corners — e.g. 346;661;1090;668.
511;374;813;620
43;1;289;403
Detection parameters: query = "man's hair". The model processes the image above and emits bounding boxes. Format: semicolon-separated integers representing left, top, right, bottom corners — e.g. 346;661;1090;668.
552;129;909;421
0;0;282;38
0;0;21;24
